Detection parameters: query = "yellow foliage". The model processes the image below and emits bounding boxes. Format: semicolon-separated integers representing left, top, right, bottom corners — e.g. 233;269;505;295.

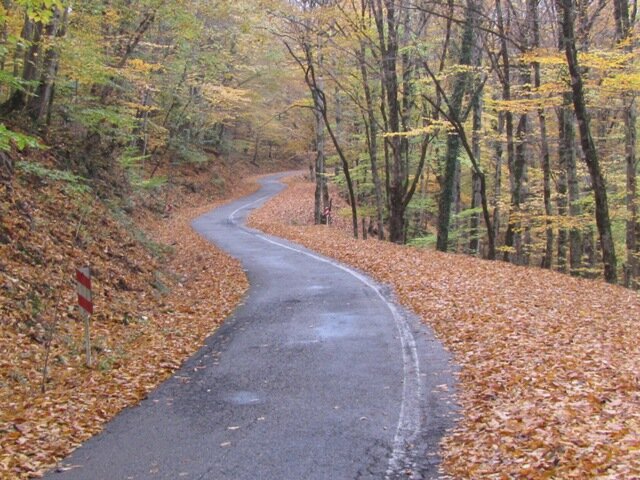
534;81;566;97
435;64;483;82
122;101;160;114
382;120;448;138
102;7;122;26
602;72;640;93
580;50;634;70
521;48;633;71
126;59;164;75
201;84;251;107
520;49;566;66
488;97;560;114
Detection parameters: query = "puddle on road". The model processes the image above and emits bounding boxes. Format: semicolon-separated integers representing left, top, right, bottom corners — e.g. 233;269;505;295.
225;391;262;406
285;312;362;347
305;285;327;292
315;312;359;339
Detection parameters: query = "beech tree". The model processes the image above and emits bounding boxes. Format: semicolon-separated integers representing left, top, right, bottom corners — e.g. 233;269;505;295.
559;0;618;283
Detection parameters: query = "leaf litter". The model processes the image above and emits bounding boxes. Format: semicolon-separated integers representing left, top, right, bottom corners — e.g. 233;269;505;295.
248;174;640;479
0;165;259;478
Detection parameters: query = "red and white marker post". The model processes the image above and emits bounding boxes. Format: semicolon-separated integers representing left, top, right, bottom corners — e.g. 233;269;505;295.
76;267;93;367
323;206;331;226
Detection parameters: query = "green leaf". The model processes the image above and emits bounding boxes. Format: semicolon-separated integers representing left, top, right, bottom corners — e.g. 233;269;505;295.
0;124;42;152
16;160;90;194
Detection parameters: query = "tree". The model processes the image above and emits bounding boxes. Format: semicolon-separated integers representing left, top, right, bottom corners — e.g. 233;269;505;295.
613;0;639;287
435;0;477;252
558;0;617;283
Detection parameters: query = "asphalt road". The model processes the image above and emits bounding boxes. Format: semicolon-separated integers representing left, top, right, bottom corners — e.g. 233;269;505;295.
47;173;457;480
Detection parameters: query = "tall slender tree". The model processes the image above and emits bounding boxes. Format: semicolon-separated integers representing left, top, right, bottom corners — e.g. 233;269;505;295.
559;0;618;283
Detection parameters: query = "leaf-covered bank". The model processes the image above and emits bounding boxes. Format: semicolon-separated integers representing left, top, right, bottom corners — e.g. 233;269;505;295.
0;162;260;478
248;175;640;479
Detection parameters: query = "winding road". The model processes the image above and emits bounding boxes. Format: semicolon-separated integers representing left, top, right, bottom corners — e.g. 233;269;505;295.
47;173;457;480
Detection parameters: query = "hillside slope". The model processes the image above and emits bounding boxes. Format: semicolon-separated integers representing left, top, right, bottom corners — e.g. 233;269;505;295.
0;153;269;478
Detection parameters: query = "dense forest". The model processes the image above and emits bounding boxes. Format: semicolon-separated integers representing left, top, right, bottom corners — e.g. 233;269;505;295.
1;0;640;478
274;0;639;288
0;0;310;202
0;0;638;284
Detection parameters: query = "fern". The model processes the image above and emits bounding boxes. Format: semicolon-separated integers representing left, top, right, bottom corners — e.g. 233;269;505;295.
0;124;42;151
16;161;90;194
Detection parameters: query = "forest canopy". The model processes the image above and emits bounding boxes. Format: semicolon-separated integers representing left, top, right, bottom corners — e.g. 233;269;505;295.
270;0;640;288
1;0;639;287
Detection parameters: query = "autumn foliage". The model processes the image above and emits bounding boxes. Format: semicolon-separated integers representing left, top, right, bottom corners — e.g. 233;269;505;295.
0;164;256;478
249;175;640;479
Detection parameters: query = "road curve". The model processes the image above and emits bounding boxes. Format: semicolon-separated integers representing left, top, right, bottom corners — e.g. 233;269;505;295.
47;173;457;480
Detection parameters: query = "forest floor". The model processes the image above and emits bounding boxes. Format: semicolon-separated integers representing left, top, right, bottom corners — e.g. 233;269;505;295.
0;152;278;478
248;174;640;479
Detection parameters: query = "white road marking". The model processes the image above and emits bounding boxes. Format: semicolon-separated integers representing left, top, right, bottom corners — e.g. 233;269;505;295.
228;195;270;224
227;194;424;478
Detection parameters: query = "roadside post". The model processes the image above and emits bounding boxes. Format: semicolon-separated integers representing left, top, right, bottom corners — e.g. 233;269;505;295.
76;267;93;367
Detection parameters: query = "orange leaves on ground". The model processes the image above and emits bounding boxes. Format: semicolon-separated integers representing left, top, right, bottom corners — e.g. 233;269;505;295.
0;172;258;479
248;174;640;479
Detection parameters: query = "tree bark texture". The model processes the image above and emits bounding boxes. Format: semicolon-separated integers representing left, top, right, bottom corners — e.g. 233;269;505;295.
559;0;618;283
436;0;475;252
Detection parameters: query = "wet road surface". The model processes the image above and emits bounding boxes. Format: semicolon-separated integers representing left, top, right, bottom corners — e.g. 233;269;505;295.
47;173;457;480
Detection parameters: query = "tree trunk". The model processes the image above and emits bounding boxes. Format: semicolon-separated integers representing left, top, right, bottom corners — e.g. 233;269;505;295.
380;0;405;243
495;0;517;262
557;10;581;275
613;0;639;287
436;0;475;252
0;0;11;71
251;135;260;166
0;16;43;115
559;0;618;283
624;101;639;287
312;36;327;225
286;32;358;238
536;87;553;268
369;0;430;244
27;7;69;125
568;133;583;275
358;42;385;240
528;0;554;267
563;45;583;275
469;86;482;255
557;104;570;272
504;112;528;264
318;94;358;238
313;90;326;225
493;108;504;247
